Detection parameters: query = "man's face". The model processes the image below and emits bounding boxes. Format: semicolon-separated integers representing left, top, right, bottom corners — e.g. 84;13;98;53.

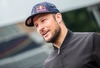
33;13;60;43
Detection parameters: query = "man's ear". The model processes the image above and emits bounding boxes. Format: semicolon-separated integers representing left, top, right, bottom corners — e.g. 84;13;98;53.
56;13;62;23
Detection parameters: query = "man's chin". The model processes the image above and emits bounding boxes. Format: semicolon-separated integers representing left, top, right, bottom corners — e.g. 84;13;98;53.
44;38;52;43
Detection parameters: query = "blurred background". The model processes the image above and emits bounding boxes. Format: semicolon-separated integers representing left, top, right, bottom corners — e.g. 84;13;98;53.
0;0;100;68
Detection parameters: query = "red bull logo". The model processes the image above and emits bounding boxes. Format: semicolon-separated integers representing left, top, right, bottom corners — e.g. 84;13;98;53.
36;6;46;12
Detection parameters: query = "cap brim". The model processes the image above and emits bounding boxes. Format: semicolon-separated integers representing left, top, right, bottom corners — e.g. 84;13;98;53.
25;15;34;27
25;11;58;27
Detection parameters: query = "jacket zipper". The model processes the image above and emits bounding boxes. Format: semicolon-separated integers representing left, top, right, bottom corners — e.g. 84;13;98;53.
58;48;60;54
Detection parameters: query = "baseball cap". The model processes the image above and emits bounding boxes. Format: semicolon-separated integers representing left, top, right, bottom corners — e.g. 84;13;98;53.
25;2;60;27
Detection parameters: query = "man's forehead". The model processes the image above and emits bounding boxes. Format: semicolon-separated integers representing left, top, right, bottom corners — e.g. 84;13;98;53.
33;13;51;21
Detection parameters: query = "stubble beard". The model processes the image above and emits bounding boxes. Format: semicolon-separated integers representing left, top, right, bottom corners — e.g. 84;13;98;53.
45;26;61;43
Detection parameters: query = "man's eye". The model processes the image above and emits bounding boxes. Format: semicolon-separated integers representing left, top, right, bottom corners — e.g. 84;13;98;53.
41;19;46;22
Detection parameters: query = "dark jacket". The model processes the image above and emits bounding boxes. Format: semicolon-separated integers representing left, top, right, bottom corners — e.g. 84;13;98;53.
44;30;100;68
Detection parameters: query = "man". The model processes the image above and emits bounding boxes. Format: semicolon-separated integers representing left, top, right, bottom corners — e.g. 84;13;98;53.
25;2;100;68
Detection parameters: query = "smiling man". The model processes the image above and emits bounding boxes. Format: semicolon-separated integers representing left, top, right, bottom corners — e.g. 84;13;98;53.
25;2;100;68
33;13;62;43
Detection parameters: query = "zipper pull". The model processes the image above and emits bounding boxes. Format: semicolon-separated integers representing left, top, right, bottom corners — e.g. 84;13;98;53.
58;48;60;54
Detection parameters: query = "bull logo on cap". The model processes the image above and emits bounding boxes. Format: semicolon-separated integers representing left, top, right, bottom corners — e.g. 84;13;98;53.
36;6;46;12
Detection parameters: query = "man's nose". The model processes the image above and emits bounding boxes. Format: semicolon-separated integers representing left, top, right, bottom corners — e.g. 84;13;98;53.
38;24;44;32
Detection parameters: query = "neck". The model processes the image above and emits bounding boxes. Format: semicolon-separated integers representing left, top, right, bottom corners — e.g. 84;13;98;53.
53;25;68;49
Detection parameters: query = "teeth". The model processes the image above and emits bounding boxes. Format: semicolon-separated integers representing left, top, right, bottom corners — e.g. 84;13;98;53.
42;32;47;35
43;31;48;36
41;30;49;36
44;32;47;35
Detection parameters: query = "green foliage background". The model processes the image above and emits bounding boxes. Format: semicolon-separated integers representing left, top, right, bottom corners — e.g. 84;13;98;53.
62;8;100;32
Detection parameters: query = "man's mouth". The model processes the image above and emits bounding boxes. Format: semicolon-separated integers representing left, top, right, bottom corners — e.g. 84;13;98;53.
42;30;49;37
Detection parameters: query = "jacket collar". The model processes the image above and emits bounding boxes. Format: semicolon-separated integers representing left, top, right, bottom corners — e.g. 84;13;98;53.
53;29;73;50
